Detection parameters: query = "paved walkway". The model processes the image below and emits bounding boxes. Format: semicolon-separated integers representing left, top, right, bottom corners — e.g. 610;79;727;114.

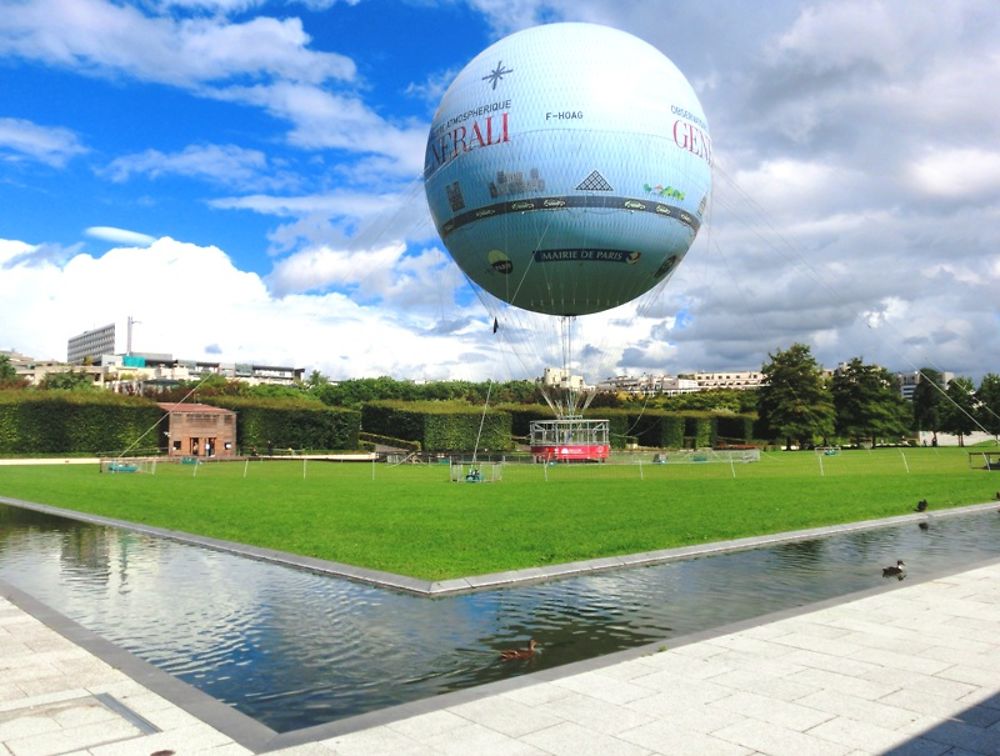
3;561;1000;755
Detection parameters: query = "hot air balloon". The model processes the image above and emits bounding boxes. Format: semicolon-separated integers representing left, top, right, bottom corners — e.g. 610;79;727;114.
424;22;712;460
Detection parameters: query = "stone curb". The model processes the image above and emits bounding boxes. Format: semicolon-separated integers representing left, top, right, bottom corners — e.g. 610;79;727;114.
2;495;997;595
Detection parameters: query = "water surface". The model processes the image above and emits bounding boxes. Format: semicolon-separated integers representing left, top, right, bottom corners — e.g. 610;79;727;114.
1;503;998;732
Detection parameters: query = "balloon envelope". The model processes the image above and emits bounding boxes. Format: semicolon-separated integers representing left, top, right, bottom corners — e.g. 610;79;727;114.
424;23;712;316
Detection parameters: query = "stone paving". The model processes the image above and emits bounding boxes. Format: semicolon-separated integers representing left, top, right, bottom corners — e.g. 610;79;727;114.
3;561;1000;755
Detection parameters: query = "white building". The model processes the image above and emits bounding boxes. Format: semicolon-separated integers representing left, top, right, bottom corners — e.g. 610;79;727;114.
599;373;701;396
693;370;765;391
896;370;955;400
11;351;303;390
540;367;591;392
67;323;117;364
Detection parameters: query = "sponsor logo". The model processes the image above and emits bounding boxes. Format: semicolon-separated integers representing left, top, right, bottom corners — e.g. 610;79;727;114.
475;208;497;218
510;200;535;211
655;204;672;216
673;120;712;165
624;200;646;210
533;248;642;264
697;194;708;217
654;254;679;279
643;183;685;201
488;249;513;275
438;100;511;132
427;111;510;175
670;104;709;131
543;198;567;208
490;168;544;199
483;61;514;91
445;182;465;212
576;170;613;192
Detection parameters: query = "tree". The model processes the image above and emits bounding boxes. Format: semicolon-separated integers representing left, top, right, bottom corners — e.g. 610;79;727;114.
940;376;977;446
40;369;95;391
912;367;945;444
658;388;756;414
976;373;1000;439
306;370;329;390
0;355;25;388
0;355;15;381
757;343;835;449
831;358;911;447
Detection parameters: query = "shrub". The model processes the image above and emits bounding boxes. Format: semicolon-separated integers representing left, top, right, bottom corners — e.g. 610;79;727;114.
204;396;360;451
0;390;162;454
362;400;512;452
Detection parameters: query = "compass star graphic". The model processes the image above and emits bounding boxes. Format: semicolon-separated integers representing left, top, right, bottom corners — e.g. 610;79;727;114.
482;60;513;90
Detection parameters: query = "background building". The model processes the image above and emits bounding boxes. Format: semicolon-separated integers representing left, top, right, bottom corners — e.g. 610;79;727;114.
896;370;955;400
67;323;116;364
599;373;700;396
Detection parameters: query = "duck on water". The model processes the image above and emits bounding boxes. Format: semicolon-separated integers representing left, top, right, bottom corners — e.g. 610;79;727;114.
500;640;539;661
882;560;905;579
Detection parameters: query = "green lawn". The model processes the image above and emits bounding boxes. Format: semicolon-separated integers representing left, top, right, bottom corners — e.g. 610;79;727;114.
1;447;997;580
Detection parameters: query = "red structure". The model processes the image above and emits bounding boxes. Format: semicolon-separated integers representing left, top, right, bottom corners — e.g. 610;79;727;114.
158;403;236;458
530;418;610;463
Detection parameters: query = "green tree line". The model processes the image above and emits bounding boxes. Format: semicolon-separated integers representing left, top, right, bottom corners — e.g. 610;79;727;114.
756;344;1000;448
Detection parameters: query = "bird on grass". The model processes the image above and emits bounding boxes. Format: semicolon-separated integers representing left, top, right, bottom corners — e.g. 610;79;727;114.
882;560;906;579
500;639;539;661
915;499;928;512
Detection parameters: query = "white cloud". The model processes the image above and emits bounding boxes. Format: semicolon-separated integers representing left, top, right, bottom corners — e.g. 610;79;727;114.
907;149;1000;199
4;1;1000;384
211;183;437;255
266;241;407;296
0;236;488;380
405;67;460;107
215;81;427;176
155;0;267;13
85;227;156;246
1;0;430;184
156;0;363;11
104;143;291;190
0;0;355;87
0;118;86;167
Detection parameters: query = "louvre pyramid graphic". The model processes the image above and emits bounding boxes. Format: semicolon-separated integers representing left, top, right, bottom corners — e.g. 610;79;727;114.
576;170;613;191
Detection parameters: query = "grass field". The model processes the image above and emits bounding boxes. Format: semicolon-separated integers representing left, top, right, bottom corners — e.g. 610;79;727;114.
1;447;998;580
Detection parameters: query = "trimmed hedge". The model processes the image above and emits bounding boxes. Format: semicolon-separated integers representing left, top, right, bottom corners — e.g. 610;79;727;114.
0;390;163;454
356;401;755;453
716;414;756;444
496;404;553;438
615;409;755;449
358;432;421;453
362;400;512;452
204;396;360;451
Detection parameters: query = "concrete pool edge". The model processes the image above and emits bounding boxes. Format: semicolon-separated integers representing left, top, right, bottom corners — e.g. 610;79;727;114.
0;576;280;752
5;549;1000;754
260;551;1000;752
2;494;998;595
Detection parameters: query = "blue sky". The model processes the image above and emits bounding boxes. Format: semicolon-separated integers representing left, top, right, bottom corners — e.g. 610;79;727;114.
2;0;999;382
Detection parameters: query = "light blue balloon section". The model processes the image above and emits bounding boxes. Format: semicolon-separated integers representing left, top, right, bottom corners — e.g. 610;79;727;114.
425;23;713;316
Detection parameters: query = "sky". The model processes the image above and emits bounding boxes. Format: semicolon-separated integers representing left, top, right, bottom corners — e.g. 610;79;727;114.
1;0;998;383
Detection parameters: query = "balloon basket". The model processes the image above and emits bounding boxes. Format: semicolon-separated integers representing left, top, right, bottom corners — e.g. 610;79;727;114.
529;418;610;463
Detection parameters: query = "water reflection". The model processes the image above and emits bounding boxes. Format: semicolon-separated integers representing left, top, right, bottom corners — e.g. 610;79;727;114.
1;503;999;733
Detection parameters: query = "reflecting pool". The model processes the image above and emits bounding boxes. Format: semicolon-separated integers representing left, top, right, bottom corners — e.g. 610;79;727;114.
1;503;998;732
